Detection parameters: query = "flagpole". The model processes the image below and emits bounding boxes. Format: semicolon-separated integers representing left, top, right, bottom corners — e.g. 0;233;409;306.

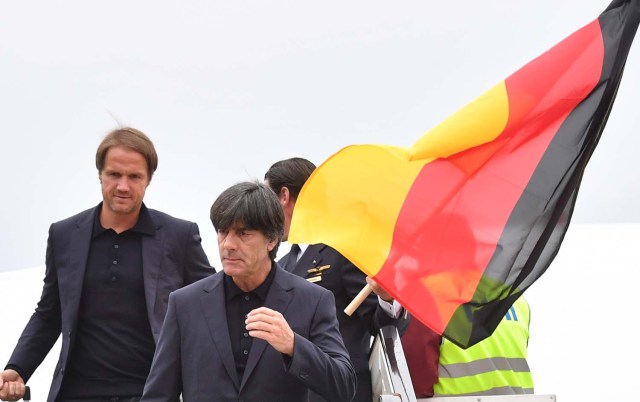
344;284;373;316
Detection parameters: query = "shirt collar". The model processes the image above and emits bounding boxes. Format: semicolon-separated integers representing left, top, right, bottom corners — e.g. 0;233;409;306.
92;202;156;238
297;244;309;258
224;261;277;302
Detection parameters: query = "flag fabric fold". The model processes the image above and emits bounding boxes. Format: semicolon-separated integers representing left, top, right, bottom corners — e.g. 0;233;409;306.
289;0;640;348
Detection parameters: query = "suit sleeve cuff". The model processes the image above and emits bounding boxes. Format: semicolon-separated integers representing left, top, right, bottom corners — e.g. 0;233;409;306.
4;364;28;383
378;297;404;319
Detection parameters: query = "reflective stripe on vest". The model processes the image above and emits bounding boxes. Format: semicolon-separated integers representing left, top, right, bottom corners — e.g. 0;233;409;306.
434;297;533;396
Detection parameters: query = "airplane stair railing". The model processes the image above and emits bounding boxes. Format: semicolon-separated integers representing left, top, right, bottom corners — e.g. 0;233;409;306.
369;325;557;402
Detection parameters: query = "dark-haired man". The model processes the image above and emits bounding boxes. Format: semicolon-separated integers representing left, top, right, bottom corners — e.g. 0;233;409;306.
265;157;410;402
141;181;356;402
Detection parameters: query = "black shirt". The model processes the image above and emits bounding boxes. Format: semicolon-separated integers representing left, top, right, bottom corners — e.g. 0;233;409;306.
224;262;276;382
58;203;156;399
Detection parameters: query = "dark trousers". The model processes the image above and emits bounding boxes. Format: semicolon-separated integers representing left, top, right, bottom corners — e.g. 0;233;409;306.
57;398;141;402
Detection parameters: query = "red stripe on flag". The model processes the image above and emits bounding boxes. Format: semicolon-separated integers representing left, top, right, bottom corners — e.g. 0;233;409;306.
375;20;604;334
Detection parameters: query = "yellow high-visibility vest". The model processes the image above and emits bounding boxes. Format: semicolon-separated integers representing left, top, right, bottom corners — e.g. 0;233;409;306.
434;297;534;396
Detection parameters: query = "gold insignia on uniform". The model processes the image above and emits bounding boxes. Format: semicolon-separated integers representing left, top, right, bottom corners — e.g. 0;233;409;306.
307;265;331;274
306;265;330;284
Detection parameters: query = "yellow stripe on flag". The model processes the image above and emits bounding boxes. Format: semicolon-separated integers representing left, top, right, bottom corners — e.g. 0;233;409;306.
290;84;510;276
289;144;423;276
410;83;509;161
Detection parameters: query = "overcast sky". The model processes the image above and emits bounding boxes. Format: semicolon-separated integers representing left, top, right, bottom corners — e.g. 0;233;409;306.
1;0;639;272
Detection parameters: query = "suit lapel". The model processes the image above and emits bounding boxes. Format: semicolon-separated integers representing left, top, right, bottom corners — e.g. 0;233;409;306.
240;268;294;390
66;209;95;330
281;252;297;273
201;275;241;390
142;212;163;336
292;244;323;277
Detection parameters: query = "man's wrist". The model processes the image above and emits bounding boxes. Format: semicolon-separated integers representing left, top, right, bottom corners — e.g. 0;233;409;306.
4;365;26;383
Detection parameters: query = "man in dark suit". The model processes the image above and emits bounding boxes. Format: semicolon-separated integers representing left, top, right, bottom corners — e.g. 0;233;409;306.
141;181;356;402
265;157;410;402
0;128;214;402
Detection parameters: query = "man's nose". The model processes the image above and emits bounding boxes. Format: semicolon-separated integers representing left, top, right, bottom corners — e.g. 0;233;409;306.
221;233;239;249
116;177;130;191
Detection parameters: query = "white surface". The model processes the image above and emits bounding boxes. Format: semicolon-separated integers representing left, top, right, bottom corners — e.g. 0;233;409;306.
0;267;60;401
1;223;638;401
526;223;640;402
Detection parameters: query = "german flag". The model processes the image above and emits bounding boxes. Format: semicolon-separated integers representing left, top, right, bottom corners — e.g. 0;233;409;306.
288;0;640;348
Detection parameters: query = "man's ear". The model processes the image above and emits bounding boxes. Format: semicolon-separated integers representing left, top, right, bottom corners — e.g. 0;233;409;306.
278;186;290;205
267;237;277;252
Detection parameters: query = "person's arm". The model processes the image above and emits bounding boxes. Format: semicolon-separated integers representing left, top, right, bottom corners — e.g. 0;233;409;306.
341;255;410;336
286;291;357;402
6;224;63;383
183;222;216;284
367;276;405;318
141;293;182;402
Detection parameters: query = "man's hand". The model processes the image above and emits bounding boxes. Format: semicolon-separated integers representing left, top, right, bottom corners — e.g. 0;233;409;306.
0;369;25;401
246;307;295;356
366;276;394;302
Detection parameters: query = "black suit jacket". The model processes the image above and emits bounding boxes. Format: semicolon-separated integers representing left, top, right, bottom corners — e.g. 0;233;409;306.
6;204;214;402
141;265;356;402
279;243;410;401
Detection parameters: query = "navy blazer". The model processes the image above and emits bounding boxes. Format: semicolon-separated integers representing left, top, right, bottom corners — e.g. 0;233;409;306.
279;244;410;401
6;204;214;402
280;244;409;372
141;265;357;402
